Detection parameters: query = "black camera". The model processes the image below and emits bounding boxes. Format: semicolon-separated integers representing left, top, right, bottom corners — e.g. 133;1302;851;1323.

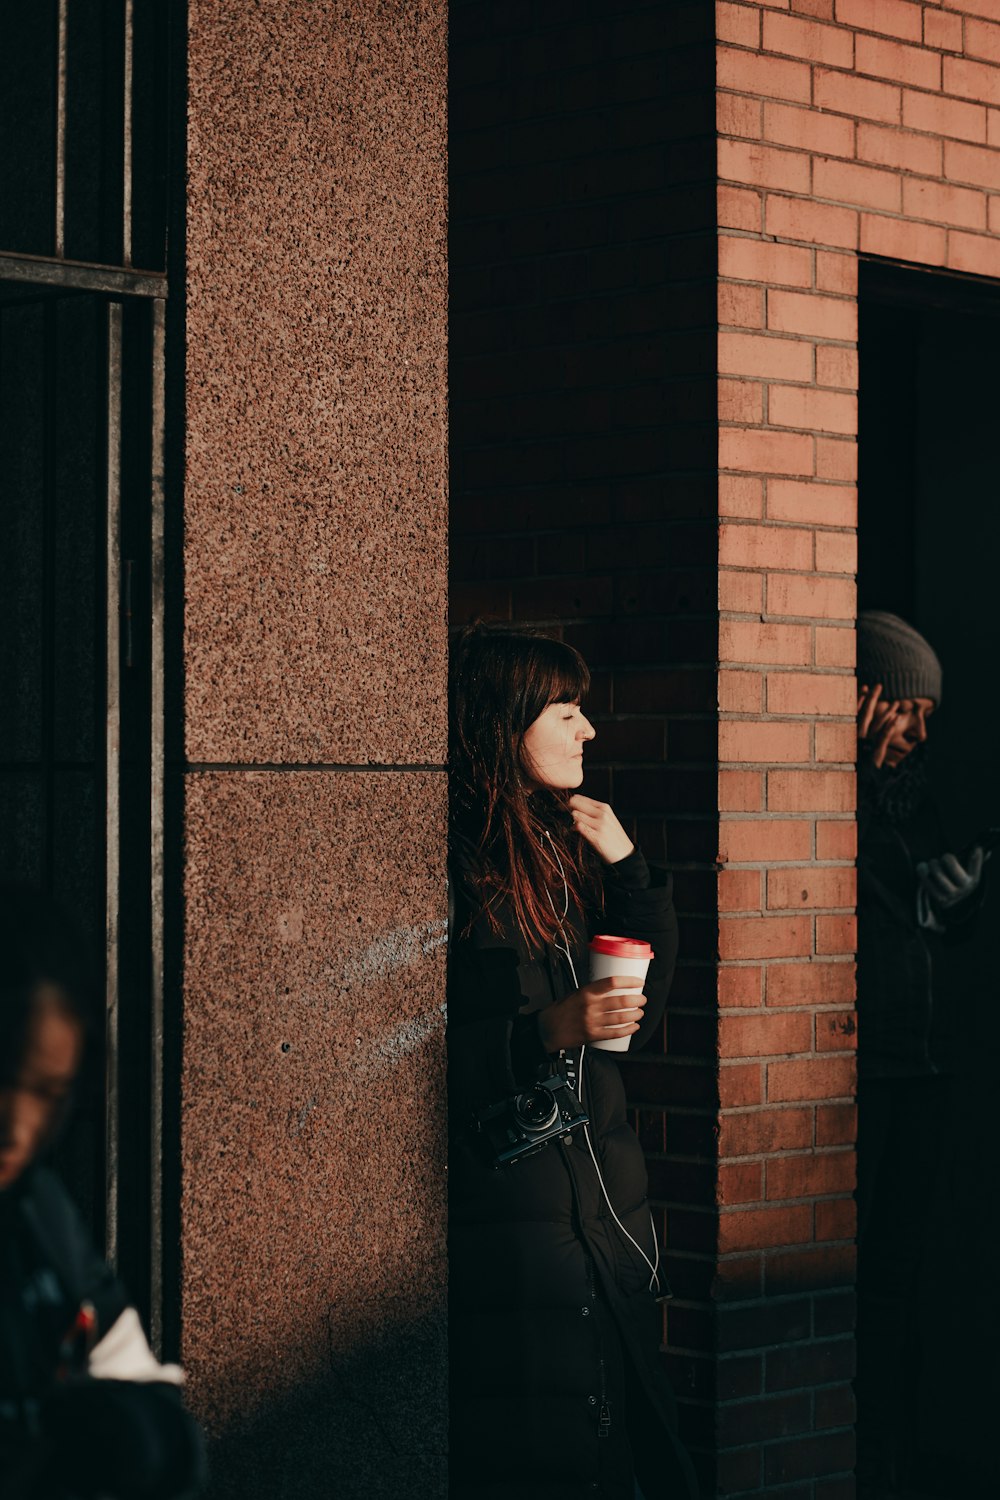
474;1073;589;1168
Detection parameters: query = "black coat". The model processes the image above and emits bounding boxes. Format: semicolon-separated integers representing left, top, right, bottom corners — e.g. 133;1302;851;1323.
0;1166;203;1499
857;761;983;1079
447;831;698;1500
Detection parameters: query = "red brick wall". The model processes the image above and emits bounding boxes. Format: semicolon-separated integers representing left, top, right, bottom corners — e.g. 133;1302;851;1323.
715;2;1000;1494
451;2;1000;1495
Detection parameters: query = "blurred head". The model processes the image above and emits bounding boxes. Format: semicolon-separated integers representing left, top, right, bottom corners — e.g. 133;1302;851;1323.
0;885;92;1191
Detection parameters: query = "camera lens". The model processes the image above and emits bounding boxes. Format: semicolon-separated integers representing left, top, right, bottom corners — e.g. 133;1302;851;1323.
513;1088;558;1133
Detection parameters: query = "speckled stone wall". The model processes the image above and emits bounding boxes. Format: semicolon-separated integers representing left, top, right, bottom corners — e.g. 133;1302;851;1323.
185;0;447;765
181;774;447;1493
181;4;447;1494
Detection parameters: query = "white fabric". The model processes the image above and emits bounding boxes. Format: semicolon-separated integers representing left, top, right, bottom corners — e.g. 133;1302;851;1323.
87;1306;184;1386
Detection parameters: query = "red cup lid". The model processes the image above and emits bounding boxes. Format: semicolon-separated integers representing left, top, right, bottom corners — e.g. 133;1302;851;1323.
589;934;653;960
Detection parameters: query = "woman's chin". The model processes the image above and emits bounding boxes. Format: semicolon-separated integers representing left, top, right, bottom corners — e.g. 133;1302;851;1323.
532;768;585;791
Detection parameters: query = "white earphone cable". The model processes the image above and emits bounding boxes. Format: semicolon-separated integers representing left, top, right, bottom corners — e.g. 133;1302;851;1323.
543;831;662;1295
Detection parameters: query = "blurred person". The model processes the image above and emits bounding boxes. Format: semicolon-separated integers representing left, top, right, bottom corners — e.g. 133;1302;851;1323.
0;883;204;1499
855;612;986;1500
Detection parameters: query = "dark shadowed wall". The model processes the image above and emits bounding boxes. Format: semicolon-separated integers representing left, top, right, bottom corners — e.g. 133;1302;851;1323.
450;1;720;1488
181;4;448;1495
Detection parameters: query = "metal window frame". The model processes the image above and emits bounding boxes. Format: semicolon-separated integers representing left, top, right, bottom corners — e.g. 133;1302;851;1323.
106;296;168;1354
1;0;169;1348
0;251;166;299
148;295;166;1350
104;300;123;1272
106;293;168;1346
49;289;166;1349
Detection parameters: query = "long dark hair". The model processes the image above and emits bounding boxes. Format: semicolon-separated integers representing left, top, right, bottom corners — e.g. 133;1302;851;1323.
449;622;598;950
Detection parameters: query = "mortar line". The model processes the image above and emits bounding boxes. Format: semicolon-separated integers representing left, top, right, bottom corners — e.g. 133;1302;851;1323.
180;761;447;773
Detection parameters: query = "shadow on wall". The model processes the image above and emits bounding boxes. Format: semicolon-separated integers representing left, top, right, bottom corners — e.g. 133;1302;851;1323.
204;1297;447;1500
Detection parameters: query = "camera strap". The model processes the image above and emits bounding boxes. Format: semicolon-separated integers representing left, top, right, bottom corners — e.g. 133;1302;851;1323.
560;1045;581;1094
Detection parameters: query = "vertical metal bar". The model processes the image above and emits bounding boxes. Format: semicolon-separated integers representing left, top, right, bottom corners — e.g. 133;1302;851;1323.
55;0;68;257
42;304;57;891
123;0;134;267
105;302;123;1269
149;298;166;1352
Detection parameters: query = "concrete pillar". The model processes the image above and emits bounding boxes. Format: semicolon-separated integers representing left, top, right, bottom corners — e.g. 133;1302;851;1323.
181;5;448;1494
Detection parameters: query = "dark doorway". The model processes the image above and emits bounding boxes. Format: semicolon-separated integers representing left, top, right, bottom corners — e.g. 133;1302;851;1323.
858;260;1000;1492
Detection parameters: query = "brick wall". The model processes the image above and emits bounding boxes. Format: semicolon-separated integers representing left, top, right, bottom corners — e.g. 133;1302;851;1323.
714;2;1000;1495
452;2;1000;1495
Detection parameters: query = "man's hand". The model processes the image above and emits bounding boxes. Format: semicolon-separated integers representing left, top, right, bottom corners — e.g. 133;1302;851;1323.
568;794;635;865
537;976;646;1051
857;683;900;769
916;847;985;913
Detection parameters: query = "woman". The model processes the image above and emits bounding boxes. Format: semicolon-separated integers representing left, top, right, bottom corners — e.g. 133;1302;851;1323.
448;623;698;1500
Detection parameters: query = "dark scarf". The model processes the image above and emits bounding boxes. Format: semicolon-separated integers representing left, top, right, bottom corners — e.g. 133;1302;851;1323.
859;741;931;826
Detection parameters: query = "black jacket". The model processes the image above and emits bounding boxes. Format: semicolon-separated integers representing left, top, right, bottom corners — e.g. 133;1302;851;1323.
0;1166;203;1499
857;758;982;1079
447;831;698;1500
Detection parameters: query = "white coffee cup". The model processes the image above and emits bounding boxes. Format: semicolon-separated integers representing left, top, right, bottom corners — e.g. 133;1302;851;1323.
588;934;653;1052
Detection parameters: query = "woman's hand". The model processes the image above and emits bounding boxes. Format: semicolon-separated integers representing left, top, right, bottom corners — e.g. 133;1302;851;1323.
537;976;646;1052
857;683;900;769
569;794;635;865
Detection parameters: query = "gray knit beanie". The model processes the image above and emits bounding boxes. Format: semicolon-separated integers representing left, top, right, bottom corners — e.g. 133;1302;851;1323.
857;610;942;706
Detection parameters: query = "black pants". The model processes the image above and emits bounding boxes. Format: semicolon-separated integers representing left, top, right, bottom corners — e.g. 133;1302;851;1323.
855;1074;946;1490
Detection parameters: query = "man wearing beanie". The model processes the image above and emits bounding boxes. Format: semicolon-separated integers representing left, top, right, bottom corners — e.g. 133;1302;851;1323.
854;611;986;1500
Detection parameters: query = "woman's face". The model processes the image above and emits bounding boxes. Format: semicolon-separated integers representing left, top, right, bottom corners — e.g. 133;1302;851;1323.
0;989;82;1191
521;700;595;790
